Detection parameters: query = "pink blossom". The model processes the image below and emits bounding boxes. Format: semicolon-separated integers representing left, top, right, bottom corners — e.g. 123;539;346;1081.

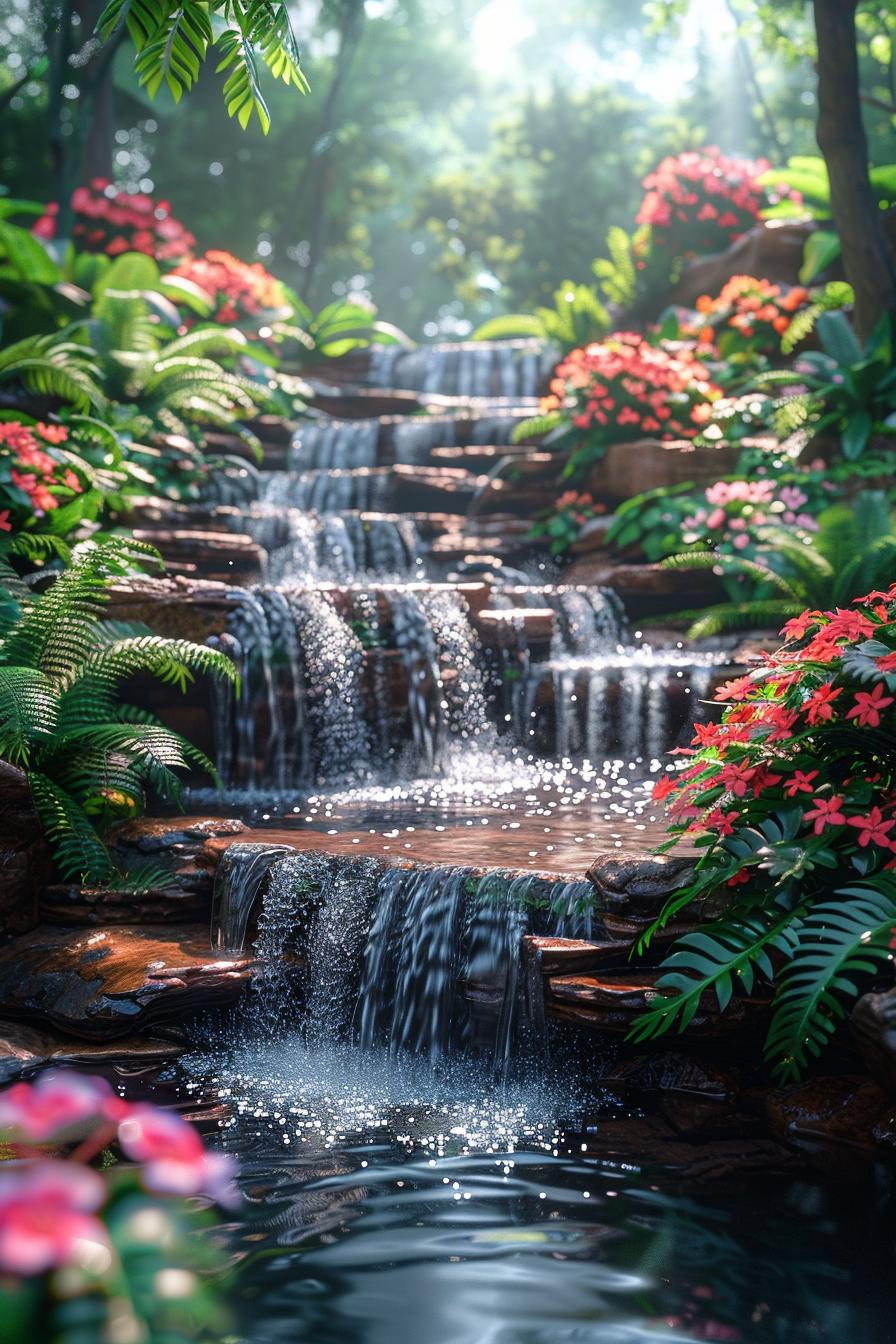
0;1070;118;1142
117;1106;239;1207
0;1160;109;1276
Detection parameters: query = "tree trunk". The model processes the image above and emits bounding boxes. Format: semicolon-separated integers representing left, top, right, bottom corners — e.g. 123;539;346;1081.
295;0;366;306
814;0;896;343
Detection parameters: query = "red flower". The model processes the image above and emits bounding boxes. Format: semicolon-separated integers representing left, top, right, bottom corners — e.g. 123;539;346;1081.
652;774;679;801
782;769;819;798
0;510;11;533
803;795;846;835
845;683;894;729
713;675;754;703
718;763;756;797
847;807;896;849
804;683;842;725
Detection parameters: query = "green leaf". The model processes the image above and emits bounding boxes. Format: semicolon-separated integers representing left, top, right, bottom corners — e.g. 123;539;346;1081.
841;408;873;461
799;230;841;284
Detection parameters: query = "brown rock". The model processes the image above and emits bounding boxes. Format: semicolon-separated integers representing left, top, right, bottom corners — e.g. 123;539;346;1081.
581;1114;796;1181
766;1076;896;1155
0;924;261;1039
560;559;725;617
591;437;741;502
851;986;896;1096
0;1018;185;1084
603;1050;743;1137
587;852;697;924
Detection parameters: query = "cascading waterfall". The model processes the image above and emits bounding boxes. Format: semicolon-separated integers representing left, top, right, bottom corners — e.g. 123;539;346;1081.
288;418;379;470
260;467;387;512
245;506;423;582
367;340;552;399
211;849;596;1068
210;842;296;954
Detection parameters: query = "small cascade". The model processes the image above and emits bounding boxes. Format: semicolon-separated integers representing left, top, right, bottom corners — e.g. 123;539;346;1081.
367;340;551;399
214;582;495;788
210;842;296;954
228;851;596;1068
288;418;379;470
260;467;387;512
245;507;423;581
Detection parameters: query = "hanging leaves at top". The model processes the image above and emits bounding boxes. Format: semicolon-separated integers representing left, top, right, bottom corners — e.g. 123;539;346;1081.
96;0;309;132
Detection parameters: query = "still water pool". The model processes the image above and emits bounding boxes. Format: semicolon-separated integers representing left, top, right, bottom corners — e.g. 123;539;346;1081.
172;1036;894;1344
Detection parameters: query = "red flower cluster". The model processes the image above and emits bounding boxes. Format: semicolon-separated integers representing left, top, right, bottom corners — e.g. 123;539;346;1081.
544;332;721;445
34;180;194;263
0;1070;238;1277
169;248;289;326
636;149;799;263
655;586;896;857
687;275;810;356
0;419;83;529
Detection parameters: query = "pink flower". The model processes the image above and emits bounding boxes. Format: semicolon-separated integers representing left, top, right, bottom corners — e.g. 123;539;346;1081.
117;1105;239;1207
803;795;846;835
845;683;894;729
0;1070;117;1142
847;807;896;849
0;1160;109;1276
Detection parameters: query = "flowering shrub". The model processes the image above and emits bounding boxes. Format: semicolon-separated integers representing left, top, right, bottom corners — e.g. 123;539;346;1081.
529;490;605;556
169;249;292;328
632;589;896;1078
679;477;821;553
685;275;811;359
635;148;799;273
34;180;194;263
541;332;722;478
0;418;92;536
0;1070;235;1340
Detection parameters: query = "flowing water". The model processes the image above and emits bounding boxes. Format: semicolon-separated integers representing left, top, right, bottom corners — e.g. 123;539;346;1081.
164;341;896;1342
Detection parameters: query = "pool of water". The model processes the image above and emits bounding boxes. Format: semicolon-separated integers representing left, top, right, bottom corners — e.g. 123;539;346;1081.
169;1034;894;1344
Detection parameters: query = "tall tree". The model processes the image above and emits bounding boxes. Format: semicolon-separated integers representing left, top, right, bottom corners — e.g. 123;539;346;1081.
813;0;896;340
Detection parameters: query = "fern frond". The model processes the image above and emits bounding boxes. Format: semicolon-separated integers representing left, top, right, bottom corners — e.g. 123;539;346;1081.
765;882;896;1080
510;411;565;445
473;314;547;342
0;667;59;764
29;771;113;882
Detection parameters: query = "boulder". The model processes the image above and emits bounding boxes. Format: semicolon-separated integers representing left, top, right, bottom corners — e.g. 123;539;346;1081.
766;1076;896;1157
602;1050;744;1138
851;986;896;1097
0;924;261;1039
587;852;698;933
590;437;741;503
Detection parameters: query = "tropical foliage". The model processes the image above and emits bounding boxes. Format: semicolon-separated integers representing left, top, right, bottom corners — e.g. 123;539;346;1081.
0;538;237;883
636;587;896;1080
97;0;309;132
658;494;896;639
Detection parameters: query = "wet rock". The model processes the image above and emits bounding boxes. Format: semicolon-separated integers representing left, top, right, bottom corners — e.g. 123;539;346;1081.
851;986;896;1097
560;559;725;618
546;969;762;1038
0;762;49;934
0;1018;184;1084
602;1051;744;1138
40;882;209;926
587;853;697;929
766;1076;896;1155
592;437;741;503
0;924;260;1038
580;1114;797;1181
521;935;632;975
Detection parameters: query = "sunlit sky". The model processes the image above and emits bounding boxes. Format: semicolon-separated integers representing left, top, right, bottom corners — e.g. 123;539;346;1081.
470;0;737;91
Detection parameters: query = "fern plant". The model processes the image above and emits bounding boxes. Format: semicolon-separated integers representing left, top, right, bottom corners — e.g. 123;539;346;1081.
660;494;896;638
0;538;237;883
635;589;896;1079
474;280;609;353
97;0;309;133
0;332;107;414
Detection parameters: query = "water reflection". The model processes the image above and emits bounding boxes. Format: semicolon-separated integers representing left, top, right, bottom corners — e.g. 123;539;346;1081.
178;1041;890;1344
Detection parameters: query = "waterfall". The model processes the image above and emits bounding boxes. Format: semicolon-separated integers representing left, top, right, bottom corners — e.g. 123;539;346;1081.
210;842;295;954
248;508;423;582
367;340;551;398
223;851;597;1067
288;418;379;470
